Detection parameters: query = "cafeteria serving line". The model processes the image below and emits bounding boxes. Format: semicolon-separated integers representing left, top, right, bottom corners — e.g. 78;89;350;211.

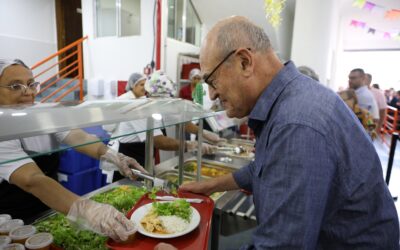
1;0;400;249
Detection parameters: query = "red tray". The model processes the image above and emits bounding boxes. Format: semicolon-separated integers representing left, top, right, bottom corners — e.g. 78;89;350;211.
106;191;214;250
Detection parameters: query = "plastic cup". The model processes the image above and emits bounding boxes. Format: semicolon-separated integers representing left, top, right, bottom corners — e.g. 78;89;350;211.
2;242;26;250
0;219;24;236
0;235;12;247
25;233;53;250
9;225;36;244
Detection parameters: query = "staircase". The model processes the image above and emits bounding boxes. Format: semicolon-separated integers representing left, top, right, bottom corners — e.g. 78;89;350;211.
31;36;88;102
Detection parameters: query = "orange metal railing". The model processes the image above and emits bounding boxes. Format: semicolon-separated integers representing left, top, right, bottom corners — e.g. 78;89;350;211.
31;36;88;102
380;106;398;145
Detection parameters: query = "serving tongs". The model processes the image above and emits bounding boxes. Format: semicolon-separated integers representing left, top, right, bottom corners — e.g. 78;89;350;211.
216;145;246;155
131;169;178;193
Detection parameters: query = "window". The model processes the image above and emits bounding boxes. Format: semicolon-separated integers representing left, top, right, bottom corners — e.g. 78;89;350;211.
95;0;141;37
168;0;201;46
185;0;201;46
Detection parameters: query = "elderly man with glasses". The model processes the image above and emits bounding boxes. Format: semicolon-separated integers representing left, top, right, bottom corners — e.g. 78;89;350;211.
156;16;399;250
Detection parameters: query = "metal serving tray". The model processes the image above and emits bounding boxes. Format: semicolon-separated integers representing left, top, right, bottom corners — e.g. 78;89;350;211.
173;160;237;178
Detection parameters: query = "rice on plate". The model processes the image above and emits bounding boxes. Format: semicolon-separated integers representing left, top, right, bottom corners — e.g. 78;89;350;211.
140;200;192;234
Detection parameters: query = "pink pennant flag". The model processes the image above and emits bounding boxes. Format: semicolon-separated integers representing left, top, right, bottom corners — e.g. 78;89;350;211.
350;20;359;27
383;32;391;39
363;1;375;11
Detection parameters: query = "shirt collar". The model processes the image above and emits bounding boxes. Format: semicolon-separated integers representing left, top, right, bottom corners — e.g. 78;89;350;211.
248;61;300;124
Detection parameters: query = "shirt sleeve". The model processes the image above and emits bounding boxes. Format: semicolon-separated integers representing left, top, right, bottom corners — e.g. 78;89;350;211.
370;97;379;119
233;161;255;192
245;123;336;249
0;140;34;182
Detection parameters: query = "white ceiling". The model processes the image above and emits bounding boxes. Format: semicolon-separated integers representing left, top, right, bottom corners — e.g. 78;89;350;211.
190;0;400;53
191;0;281;49
340;0;400;50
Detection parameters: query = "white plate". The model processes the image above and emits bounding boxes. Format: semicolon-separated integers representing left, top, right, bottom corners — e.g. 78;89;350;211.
130;201;200;239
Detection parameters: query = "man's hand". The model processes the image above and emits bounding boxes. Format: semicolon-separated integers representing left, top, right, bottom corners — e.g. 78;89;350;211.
179;179;216;196
154;243;177;250
180;173;240;196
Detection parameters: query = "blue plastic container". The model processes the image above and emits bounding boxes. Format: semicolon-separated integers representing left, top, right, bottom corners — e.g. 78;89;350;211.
58;167;105;195
59;149;99;174
58;126;110;174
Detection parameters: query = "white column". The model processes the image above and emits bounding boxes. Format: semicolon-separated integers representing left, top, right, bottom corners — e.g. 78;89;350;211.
291;0;341;88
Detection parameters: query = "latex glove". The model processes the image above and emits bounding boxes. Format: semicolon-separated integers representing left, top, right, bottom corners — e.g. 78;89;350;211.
203;130;227;144
100;148;148;179
185;141;217;155
67;199;136;242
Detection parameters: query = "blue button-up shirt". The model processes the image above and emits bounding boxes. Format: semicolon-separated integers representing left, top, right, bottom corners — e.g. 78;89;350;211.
233;61;399;249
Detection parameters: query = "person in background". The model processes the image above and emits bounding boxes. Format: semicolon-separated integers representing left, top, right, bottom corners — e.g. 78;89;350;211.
389;90;400;109
297;65;319;81
106;71;217;174
348;68;379;124
179;68;202;101
338;89;376;139
0;59;147;241
157;16;399;249
365;73;386;132
119;72;146;99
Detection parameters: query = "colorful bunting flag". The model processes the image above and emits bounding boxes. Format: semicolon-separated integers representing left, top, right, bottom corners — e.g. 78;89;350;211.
352;0;400;20
385;9;400;20
349;19;400;42
367;28;376;34
353;0;366;8
384;32;392;39
363;1;375;11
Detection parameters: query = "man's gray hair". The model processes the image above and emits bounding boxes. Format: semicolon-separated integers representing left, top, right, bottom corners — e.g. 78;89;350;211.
215;18;271;58
298;66;319;81
0;59;29;77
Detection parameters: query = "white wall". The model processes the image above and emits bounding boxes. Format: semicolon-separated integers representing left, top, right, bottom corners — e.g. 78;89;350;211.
81;0;155;81
0;0;57;69
334;51;400;91
164;38;200;82
291;0;340;88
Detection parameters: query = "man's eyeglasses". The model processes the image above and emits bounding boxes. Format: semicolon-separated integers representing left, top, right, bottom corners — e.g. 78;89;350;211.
203;48;251;89
0;82;40;93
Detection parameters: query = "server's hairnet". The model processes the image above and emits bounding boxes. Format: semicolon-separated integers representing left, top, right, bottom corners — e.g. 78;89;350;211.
0;59;29;77
125;73;146;92
144;70;177;97
297;66;319;81
189;68;201;80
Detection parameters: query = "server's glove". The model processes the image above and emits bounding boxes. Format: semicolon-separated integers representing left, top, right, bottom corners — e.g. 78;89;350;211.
203;130;227;144
100;148;147;179
185;141;218;155
67;199;136;242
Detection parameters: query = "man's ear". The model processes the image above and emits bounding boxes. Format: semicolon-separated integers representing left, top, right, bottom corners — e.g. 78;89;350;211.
237;49;253;77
